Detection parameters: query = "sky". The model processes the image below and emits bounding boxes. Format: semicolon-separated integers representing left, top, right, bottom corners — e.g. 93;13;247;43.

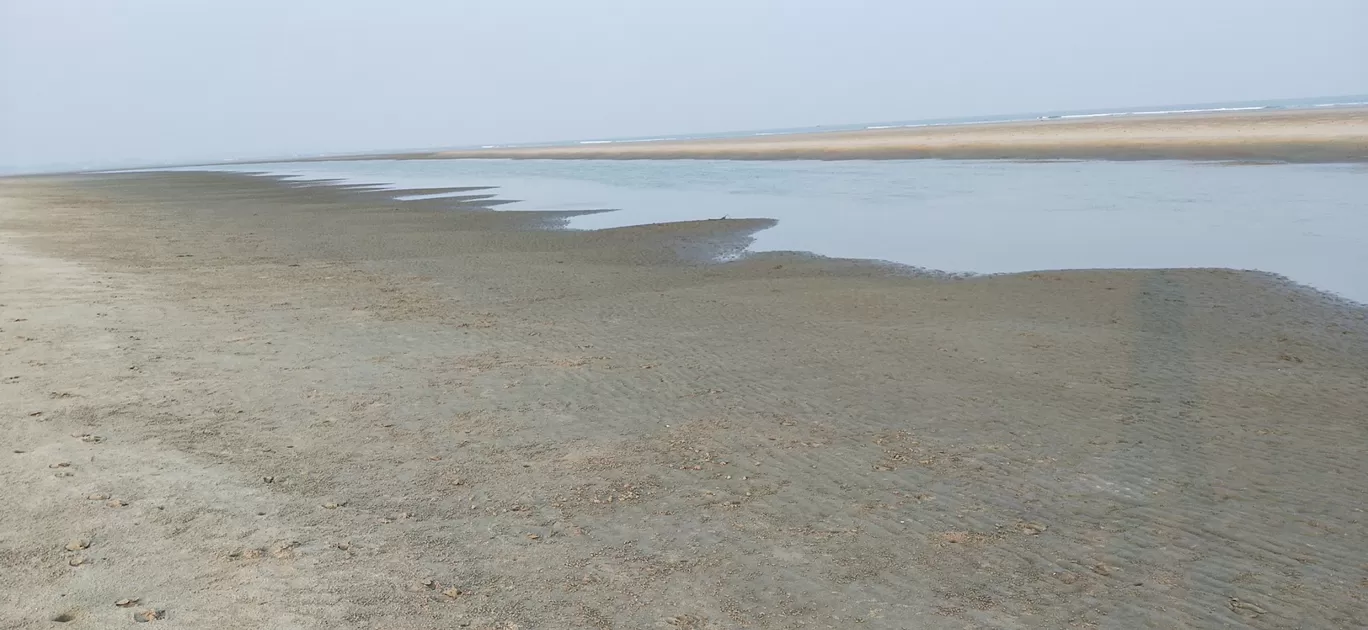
2;0;1366;173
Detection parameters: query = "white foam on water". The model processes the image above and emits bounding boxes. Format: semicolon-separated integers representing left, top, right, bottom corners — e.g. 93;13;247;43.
393;191;491;201
1045;106;1269;121
135;159;1368;304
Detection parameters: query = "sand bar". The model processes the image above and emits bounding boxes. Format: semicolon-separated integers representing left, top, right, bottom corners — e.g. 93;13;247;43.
421;108;1368;162
2;173;1367;627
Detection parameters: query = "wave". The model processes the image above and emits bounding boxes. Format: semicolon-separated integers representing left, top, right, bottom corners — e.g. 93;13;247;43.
1042;106;1269;121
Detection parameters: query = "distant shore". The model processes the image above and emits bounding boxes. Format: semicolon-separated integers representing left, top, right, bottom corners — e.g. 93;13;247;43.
415;107;1368;163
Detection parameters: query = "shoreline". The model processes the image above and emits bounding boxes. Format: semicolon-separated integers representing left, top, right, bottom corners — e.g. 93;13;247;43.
413;107;1368;163
95;159;1368;306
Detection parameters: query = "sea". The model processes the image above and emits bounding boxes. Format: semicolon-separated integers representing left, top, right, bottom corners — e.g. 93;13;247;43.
77;95;1368;304
147;157;1368;305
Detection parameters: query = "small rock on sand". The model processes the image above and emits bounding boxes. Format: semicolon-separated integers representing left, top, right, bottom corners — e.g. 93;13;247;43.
1021;522;1047;535
115;598;140;607
1229;598;1267;616
65;538;90;551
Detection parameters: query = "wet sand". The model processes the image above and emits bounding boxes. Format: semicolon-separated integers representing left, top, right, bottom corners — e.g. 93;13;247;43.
421;108;1368;162
3;173;1367;628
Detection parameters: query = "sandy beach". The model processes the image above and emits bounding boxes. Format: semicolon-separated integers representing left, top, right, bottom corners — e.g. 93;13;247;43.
420;108;1368;163
2;172;1367;628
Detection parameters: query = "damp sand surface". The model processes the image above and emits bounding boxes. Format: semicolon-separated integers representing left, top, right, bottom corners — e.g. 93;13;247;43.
2;173;1367;628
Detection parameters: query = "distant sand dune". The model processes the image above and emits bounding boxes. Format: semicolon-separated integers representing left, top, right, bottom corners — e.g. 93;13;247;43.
423;108;1368;163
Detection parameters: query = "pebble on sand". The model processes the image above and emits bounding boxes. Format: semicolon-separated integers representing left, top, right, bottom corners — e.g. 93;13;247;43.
1229;598;1268;617
64;539;90;551
1021;523;1047;535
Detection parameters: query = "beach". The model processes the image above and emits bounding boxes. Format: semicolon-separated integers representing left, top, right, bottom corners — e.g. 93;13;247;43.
421;108;1368;162
3;172;1367;628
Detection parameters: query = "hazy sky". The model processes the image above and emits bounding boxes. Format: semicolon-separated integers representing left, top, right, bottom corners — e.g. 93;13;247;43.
3;0;1366;172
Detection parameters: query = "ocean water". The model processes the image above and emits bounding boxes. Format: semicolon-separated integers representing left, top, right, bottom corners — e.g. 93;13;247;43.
153;158;1368;304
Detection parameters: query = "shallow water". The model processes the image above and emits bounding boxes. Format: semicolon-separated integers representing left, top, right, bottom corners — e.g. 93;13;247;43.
156;159;1368;304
